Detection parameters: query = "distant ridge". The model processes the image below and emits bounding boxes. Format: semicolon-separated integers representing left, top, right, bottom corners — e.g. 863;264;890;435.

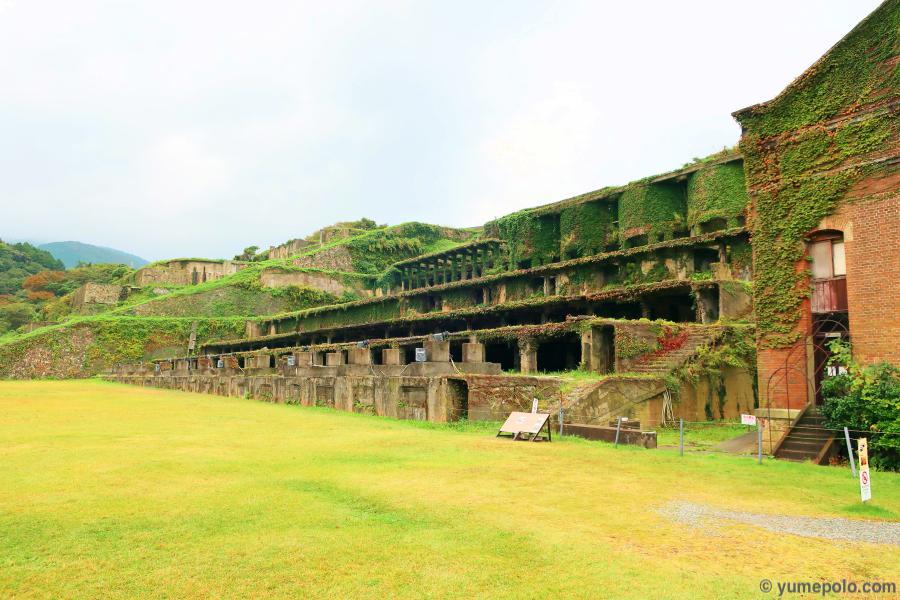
39;241;148;269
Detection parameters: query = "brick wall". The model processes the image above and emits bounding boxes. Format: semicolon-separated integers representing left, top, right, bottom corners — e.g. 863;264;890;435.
846;191;900;366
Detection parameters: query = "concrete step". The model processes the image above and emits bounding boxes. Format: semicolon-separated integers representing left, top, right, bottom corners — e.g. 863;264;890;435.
775;448;823;461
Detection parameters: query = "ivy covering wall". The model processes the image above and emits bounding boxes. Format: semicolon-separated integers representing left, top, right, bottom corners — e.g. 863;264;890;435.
686;162;748;233
736;0;899;348
619;182;686;243
494;212;560;268
559;200;616;259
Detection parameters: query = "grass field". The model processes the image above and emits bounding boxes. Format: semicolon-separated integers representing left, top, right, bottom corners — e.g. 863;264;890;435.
1;380;898;599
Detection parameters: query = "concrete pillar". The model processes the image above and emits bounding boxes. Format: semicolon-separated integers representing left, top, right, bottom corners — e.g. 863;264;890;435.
293;351;313;367
462;342;485;363
325;352;344;366
348;348;372;365
268;323;277;336
382;348;403;365
518;339;537;374
424;340;450;362
257;354;273;369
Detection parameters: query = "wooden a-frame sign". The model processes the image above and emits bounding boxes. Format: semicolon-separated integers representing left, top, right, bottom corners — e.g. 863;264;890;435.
497;411;552;442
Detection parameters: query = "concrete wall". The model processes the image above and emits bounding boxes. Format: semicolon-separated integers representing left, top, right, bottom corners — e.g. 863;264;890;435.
70;283;124;312
135;260;245;286
259;268;372;297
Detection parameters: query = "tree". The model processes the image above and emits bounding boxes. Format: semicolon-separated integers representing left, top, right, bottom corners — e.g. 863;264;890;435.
0;240;64;295
0;302;37;333
234;246;260;261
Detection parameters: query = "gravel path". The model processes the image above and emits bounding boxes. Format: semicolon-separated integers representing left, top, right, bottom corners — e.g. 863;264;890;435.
659;500;900;545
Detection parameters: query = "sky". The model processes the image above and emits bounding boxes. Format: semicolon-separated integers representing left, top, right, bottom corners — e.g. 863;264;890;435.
0;0;884;261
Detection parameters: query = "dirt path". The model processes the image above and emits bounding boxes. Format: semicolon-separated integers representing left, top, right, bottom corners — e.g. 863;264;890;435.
659;501;900;545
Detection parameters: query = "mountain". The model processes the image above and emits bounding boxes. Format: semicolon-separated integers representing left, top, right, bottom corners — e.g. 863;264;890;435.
39;241;148;269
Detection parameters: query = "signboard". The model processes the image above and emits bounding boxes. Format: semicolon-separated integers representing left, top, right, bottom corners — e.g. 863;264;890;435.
741;414;757;426
216;359;224;368
497;411;551;441
415;347;427;362
531;398;539;413
286;355;296;367
858;438;871;502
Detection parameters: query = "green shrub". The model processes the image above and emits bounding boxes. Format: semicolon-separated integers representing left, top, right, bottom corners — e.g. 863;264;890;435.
821;341;900;471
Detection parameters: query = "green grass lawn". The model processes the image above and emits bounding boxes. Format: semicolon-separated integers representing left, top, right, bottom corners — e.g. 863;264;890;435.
656;422;756;450
1;380;898;599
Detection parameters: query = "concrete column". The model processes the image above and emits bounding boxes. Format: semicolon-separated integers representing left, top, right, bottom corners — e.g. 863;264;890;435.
294;351;313;367
325;352;344;366
424;340;450;362
382;348;403;365
518;339;537;374
348;348;372;365
462;342;485;363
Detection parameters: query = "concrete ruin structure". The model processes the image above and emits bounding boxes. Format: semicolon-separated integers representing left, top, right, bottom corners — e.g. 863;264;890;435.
134;259;247;286
106;1;899;458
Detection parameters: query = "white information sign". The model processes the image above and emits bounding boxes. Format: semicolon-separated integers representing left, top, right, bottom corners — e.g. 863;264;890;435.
858;437;871;502
741;414;757;426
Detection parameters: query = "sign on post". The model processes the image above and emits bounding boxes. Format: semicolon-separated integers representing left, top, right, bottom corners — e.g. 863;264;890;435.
741;414;757;426
415;348;427;362
858;438;871;502
531;398;539;413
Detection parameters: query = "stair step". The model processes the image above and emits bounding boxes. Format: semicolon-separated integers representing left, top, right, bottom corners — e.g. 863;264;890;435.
775;448;822;461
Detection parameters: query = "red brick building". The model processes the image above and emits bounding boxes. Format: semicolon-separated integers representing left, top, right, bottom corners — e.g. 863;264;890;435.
734;0;899;413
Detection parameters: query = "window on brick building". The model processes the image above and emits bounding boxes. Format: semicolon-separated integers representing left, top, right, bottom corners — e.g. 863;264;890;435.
809;232;847;313
810;236;845;279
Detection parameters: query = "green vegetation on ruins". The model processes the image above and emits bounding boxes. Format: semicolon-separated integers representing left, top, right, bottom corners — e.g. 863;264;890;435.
735;0;900;348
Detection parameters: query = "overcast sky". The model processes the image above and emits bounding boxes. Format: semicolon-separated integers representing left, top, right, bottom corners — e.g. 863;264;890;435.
0;1;882;261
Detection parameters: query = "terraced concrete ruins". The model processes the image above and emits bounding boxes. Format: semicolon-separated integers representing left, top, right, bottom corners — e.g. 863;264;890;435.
3;1;898;458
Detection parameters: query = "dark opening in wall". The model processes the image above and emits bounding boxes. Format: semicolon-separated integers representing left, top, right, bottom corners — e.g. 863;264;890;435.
485;341;517;371
518;259;532;270
483;287;493;305
537;333;582;373
645;292;697;322
447;378;469;420
450;342;463;363
531;278;545;295
472;289;483;306
548;276;557;295
372;347;384;365
609;301;643;320
427;295;441;312
694;247;720;272
591;326;615;374
700;218;728;234
402;346;417;364
625;234;648;248
697;286;720;323
237;356;246;369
